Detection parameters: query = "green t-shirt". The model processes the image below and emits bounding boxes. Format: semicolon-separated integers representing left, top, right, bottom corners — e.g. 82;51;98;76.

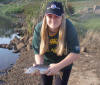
32;19;80;68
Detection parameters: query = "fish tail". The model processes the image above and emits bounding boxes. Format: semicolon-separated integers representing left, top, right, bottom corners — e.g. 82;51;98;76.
59;72;63;80
56;72;63;80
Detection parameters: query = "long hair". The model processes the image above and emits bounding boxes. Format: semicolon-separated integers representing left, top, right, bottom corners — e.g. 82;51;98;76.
40;14;66;56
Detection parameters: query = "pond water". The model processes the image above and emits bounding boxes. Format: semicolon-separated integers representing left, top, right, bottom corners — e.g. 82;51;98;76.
0;34;20;71
0;48;19;70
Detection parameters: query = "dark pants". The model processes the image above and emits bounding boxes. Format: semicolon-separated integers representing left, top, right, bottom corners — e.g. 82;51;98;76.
40;67;72;85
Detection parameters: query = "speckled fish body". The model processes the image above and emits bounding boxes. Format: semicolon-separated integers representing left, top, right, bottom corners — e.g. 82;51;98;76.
24;64;49;74
24;64;63;80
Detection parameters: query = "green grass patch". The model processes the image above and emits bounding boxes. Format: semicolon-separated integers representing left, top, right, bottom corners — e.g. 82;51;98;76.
69;1;90;12
69;0;100;13
71;20;87;38
71;14;100;38
0;3;24;15
24;1;41;18
84;16;100;30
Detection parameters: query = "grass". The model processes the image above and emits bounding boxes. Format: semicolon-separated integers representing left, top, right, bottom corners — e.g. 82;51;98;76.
84;16;100;30
0;0;42;28
0;0;100;36
24;1;41;18
69;0;100;13
71;13;100;38
0;0;42;19
0;3;24;22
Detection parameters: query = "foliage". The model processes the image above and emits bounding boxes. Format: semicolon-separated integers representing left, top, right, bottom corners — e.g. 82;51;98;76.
67;3;75;15
23;1;42;35
5;5;24;15
71;13;100;39
0;0;100;36
0;0;14;3
69;0;87;1
72;20;87;39
84;16;100;30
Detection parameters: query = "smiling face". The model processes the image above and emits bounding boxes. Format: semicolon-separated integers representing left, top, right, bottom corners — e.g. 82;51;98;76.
45;14;62;32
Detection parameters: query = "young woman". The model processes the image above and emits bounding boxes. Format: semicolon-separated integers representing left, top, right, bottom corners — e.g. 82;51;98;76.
32;1;80;85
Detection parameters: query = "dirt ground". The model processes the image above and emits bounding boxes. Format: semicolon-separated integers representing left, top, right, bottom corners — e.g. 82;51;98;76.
0;31;100;85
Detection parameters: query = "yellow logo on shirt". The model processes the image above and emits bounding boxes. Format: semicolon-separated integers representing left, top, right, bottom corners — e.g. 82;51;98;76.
49;39;58;44
46;38;58;53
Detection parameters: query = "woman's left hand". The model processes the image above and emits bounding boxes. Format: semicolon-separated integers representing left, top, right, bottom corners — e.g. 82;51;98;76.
46;63;60;76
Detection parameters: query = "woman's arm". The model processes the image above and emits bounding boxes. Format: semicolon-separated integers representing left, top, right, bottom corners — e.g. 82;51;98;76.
34;54;44;64
57;52;80;70
46;52;80;76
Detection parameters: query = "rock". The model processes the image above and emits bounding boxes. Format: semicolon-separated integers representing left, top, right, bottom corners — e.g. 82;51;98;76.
26;37;33;51
80;47;87;52
10;36;20;45
26;44;31;51
0;44;8;48
6;44;13;50
20;47;27;53
0;44;13;50
14;29;25;36
16;42;25;51
13;44;17;50
8;45;13;50
9;36;21;51
20;36;24;41
20;35;29;44
28;37;32;44
13;50;20;53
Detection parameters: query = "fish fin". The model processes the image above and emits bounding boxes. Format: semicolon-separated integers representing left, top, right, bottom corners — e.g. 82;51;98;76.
59;72;63;80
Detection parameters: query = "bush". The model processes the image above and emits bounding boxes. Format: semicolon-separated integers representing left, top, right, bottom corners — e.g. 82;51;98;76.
23;1;41;35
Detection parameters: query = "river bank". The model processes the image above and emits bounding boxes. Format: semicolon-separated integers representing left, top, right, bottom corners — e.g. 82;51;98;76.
0;31;100;85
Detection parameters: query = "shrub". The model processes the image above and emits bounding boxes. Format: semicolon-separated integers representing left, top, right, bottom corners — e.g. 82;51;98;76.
67;3;75;15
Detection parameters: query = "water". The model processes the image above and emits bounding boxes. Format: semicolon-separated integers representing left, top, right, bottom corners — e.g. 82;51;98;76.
0;34;20;71
0;34;20;44
0;48;19;70
0;80;6;85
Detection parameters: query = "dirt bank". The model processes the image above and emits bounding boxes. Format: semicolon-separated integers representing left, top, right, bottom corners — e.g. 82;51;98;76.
0;31;100;85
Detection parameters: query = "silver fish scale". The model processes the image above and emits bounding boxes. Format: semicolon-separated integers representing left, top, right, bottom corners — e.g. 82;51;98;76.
24;65;49;74
24;65;63;80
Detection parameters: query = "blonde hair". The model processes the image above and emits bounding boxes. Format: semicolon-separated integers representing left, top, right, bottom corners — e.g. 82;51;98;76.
40;14;66;56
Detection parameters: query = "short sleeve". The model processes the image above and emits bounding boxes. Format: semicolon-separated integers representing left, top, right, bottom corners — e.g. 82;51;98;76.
66;19;80;54
32;22;42;54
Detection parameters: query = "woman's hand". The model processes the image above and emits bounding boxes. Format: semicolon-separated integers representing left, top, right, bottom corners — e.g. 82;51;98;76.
46;63;61;76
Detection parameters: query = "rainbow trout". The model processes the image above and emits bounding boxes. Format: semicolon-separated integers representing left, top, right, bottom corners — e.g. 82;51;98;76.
24;64;63;79
24;64;49;74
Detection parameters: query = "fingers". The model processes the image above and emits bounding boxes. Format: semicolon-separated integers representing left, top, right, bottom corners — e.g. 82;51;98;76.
46;71;52;76
46;71;54;76
46;69;54;76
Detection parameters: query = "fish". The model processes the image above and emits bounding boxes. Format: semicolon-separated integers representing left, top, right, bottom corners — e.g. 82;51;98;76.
24;64;63;79
24;64;63;80
24;64;49;74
